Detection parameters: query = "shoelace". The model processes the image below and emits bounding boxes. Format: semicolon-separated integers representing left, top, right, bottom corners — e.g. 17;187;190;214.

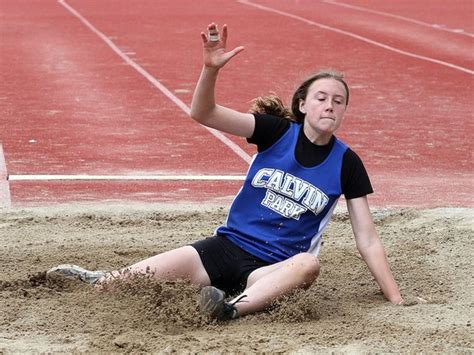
229;294;248;306
224;294;248;320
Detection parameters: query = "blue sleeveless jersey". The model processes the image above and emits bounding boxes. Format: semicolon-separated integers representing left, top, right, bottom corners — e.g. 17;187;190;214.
216;122;348;263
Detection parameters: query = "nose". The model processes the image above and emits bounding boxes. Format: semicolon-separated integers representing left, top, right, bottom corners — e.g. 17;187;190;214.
324;101;334;112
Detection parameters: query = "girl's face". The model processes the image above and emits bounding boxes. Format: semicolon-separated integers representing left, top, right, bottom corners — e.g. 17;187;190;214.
299;78;348;144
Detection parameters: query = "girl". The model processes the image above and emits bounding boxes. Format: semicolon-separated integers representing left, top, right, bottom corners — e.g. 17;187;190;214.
47;23;403;321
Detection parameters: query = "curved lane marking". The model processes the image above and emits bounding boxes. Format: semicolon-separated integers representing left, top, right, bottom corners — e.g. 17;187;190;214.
58;0;252;164
323;0;474;38
238;0;473;75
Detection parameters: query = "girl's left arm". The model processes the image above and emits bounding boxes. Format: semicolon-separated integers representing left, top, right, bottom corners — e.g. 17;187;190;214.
346;196;403;304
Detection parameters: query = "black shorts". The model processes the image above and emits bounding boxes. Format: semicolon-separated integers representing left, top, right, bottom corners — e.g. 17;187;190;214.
191;234;271;296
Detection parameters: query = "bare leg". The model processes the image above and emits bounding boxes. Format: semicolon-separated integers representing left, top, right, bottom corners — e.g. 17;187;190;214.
100;246;211;288
232;253;320;316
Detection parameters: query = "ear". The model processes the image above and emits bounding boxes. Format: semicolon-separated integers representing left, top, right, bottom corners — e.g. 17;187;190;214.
299;100;306;114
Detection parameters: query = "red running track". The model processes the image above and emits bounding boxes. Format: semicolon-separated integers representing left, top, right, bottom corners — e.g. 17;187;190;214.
0;0;473;208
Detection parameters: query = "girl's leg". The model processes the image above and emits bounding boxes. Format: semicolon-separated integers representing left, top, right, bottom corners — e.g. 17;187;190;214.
102;246;211;288
232;253;320;316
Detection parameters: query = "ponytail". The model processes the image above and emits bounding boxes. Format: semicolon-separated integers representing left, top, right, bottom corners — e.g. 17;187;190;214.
248;93;298;122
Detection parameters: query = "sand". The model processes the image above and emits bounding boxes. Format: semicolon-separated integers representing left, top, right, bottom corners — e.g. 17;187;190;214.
0;204;472;353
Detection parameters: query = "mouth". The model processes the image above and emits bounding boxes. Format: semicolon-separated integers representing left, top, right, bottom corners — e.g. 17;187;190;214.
321;116;335;121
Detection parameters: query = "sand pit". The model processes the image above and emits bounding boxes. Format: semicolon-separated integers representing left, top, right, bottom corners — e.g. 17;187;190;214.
0;204;472;353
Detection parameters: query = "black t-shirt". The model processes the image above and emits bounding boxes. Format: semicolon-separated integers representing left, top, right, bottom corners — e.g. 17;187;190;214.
247;114;373;200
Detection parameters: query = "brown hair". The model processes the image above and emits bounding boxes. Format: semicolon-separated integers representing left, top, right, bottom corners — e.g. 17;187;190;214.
249;70;349;123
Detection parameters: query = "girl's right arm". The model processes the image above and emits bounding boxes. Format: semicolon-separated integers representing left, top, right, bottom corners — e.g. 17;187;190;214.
190;23;255;138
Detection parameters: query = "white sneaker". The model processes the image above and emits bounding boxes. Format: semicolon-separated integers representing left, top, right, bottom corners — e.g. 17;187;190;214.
46;264;107;284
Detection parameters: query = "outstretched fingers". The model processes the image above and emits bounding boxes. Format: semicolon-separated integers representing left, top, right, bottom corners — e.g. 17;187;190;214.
200;22;245;68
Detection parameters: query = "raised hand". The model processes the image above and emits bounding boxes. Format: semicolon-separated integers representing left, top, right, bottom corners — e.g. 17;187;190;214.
200;23;245;69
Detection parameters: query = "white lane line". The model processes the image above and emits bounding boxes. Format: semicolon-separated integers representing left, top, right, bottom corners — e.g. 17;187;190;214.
0;144;7;178
0;144;12;208
238;0;474;75
58;0;252;164
9;175;246;181
323;0;474;38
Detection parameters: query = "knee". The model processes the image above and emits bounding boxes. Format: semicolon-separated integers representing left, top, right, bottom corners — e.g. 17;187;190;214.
289;253;320;287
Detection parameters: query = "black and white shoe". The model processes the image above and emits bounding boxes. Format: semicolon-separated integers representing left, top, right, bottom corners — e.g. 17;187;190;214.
199;286;247;321
46;264;107;285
